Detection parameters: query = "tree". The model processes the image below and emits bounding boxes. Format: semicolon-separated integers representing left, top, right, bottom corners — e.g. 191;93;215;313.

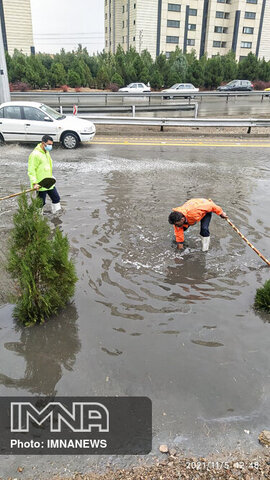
258;59;270;82
96;66;110;88
8;50;28;83
238;52;259;81
7;194;77;325
204;55;224;89
221;51;238;82
150;69;163;89
25;55;48;88
67;69;81;87
111;72;124;87
50;62;67;87
168;47;188;83
187;59;204;87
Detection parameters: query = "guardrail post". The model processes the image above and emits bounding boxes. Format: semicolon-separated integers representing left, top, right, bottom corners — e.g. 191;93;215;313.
247;126;251;134
132;105;136;117
194;103;198;118
60;106;63;114
226;95;229;103
105;94;108;106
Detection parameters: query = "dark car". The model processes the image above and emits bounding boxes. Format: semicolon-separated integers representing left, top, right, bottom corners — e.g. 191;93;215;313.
217;80;254;91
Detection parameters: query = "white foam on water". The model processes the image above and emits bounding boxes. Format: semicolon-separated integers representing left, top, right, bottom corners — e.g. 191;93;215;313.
1;157;213;175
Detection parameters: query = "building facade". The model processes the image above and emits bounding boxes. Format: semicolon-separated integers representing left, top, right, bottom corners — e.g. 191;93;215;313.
105;0;269;61
0;0;34;55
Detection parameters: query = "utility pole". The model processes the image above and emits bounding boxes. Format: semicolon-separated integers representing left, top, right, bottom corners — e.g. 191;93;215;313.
0;19;10;103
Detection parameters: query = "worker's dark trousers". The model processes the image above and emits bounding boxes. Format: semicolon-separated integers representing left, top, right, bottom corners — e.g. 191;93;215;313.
37;188;60;207
200;212;212;237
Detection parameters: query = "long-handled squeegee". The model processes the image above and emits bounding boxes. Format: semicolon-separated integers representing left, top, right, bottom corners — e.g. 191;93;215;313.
226;217;270;267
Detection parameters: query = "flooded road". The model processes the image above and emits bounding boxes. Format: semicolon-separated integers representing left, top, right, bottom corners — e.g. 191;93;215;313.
0;141;270;477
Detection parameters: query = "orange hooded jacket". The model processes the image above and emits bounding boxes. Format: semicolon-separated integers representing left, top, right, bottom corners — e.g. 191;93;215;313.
172;198;223;243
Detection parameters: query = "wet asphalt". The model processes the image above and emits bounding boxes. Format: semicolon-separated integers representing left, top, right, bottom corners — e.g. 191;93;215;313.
0;139;270;478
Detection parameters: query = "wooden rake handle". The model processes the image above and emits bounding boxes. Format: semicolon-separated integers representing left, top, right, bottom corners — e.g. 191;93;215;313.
226;217;270;267
0;188;35;202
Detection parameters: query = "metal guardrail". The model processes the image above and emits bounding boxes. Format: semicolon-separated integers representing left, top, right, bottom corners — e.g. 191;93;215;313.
79;115;270;133
9;90;270;108
10;90;270;98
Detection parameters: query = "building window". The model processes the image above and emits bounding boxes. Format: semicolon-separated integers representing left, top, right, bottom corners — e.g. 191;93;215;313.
217;0;231;2
106;40;108;47
134;3;136;8
188;24;196;30
246;0;257;3
167;19;180;28
105;13;107;19
189;8;197;16
241;41;252;48
214;26;228;33
122;5;125;13
166;52;171;58
105;27;107;33
245;11;256;18
133;36;135;41
187;39;195;46
243;26;254;33
122;36;125;43
133;20;136;25
105;0;107;5
166;35;179;43
216;11;230;18
122;21;125;28
168;3;181;12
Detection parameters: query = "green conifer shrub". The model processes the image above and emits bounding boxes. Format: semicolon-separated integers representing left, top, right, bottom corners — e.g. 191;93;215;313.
7;194;77;325
254;280;270;312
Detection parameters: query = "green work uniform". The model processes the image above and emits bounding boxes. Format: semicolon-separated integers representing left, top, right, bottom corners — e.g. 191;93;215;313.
28;143;54;191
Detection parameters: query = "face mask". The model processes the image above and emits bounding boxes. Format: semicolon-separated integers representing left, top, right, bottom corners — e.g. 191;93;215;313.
45;144;53;152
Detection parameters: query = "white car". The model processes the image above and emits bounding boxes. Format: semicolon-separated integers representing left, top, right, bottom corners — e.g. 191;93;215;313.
162;83;199;99
118;83;151;93
0;101;96;149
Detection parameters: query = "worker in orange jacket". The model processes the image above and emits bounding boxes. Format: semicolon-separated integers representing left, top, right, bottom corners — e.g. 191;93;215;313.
168;198;228;251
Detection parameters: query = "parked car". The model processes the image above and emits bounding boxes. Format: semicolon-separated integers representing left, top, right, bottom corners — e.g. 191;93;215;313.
217;80;254;91
0;101;96;149
162;83;199;99
118;83;151;93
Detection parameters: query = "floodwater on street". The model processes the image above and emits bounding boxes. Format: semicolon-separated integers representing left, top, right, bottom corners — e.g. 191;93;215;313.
0;141;270;477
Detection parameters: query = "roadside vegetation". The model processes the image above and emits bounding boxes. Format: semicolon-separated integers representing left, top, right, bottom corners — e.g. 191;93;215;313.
5;45;270;91
254;279;270;313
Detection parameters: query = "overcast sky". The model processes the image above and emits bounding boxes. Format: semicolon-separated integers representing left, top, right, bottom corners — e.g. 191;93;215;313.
30;0;104;54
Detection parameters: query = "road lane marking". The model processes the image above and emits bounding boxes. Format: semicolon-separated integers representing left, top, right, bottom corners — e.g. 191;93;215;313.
91;140;270;147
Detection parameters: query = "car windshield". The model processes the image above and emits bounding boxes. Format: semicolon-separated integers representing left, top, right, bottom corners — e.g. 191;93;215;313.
170;84;179;89
40;104;65;120
226;81;237;86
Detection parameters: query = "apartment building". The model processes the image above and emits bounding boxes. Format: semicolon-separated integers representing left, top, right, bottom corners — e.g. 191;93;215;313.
0;0;34;55
105;0;269;61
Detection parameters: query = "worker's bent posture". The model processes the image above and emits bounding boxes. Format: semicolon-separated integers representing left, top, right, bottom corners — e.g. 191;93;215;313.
168;198;227;251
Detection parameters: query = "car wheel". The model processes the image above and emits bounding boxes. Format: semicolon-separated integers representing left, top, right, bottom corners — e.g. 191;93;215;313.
0;134;5;146
61;132;79;149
